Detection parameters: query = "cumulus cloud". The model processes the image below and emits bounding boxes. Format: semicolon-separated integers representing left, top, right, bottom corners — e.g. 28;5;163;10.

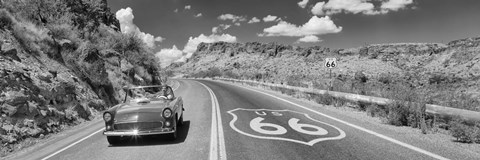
263;15;280;22
155;45;184;67
248;17;261;23
323;0;375;15
116;7;164;48
194;13;203;17
381;0;414;12
312;0;414;16
212;24;231;34
260;16;342;37
311;2;325;15
182;34;237;59
184;5;191;10
218;14;247;23
154;37;165;42
297;35;321;43
297;0;309;8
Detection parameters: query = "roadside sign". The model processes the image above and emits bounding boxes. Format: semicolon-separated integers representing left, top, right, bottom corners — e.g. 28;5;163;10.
325;58;337;68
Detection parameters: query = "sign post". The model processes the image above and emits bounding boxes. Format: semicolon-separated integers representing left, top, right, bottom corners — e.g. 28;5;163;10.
324;58;337;91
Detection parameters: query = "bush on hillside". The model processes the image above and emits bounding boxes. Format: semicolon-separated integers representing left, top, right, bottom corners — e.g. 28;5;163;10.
286;74;308;88
206;67;222;78
354;71;368;83
377;73;394;84
449;119;480;143
0;9;14;30
223;70;240;79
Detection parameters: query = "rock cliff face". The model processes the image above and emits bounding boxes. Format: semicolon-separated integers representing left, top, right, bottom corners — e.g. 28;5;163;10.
0;0;161;156
193;42;329;59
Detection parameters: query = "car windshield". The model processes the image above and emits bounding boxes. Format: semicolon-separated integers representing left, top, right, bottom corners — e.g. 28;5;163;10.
126;86;173;102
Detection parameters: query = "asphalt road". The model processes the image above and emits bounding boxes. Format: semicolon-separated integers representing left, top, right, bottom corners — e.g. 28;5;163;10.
7;79;480;160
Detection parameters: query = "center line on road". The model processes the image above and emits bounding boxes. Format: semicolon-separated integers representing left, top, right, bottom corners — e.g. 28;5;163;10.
231;83;449;160
199;82;227;160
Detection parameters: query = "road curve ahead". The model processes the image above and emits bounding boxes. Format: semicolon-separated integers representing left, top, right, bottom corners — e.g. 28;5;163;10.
9;79;480;160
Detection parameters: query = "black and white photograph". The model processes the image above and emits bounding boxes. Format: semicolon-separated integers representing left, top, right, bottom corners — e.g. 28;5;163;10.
1;0;479;159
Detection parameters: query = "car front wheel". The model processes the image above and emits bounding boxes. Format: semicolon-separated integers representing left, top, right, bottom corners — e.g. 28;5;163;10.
170;118;178;140
178;114;184;126
107;136;121;145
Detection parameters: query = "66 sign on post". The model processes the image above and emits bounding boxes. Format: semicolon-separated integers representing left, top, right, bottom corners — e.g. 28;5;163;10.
325;58;337;68
228;108;346;146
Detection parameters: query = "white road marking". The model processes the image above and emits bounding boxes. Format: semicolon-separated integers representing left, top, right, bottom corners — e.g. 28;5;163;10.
227;108;346;146
233;84;450;160
250;117;288;135
198;82;227;160
41;128;104;160
42;81;182;160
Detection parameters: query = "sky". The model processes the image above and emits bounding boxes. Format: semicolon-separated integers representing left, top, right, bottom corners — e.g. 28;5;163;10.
107;0;480;67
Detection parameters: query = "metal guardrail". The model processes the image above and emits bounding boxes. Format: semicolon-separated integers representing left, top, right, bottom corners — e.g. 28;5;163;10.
214;77;480;122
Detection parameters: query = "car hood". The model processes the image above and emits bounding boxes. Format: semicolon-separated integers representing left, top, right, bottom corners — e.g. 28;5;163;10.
114;100;170;123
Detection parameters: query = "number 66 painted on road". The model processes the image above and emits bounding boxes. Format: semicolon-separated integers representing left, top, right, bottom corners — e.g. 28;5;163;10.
250;117;328;135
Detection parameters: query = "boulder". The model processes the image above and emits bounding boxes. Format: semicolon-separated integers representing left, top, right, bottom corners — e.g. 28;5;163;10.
23;119;34;128
1;49;21;62
1;104;17;116
27;127;43;137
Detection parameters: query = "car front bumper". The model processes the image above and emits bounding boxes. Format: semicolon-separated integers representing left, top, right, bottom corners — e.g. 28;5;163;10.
103;128;174;136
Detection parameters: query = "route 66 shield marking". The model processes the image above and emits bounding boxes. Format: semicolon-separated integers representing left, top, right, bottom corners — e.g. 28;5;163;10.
228;108;346;146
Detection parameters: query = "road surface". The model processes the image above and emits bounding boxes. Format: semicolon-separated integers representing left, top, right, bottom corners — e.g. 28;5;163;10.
6;79;480;160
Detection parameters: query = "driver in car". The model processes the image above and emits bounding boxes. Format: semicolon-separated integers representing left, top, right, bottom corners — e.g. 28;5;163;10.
157;84;174;100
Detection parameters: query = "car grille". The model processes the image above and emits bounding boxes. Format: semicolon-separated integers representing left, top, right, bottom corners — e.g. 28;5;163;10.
114;122;163;131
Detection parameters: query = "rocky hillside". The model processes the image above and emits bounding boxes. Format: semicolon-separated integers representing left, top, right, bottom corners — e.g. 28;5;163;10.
0;0;162;156
174;37;480;111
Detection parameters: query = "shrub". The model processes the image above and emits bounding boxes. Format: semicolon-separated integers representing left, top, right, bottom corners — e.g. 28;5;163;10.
286;75;308;88
278;88;296;96
311;94;334;105
332;98;346;108
377;73;393;84
46;22;79;43
312;81;327;90
449;119;480;143
366;104;387;117
385;99;427;128
0;9;14;30
428;73;448;85
206;67;222;78
386;101;410;126
11;18;52;55
354;71;368;83
223;70;240;79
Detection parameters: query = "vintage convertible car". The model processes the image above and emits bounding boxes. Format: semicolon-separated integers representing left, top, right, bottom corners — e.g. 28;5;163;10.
102;85;184;145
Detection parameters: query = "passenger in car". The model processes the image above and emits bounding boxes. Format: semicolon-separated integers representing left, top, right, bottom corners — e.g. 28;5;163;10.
132;88;147;99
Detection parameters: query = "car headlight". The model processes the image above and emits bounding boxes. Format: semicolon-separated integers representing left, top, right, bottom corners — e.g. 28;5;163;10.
103;112;112;122
163;108;172;118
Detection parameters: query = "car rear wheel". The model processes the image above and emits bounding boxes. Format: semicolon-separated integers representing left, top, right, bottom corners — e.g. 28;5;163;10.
107;136;121;145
